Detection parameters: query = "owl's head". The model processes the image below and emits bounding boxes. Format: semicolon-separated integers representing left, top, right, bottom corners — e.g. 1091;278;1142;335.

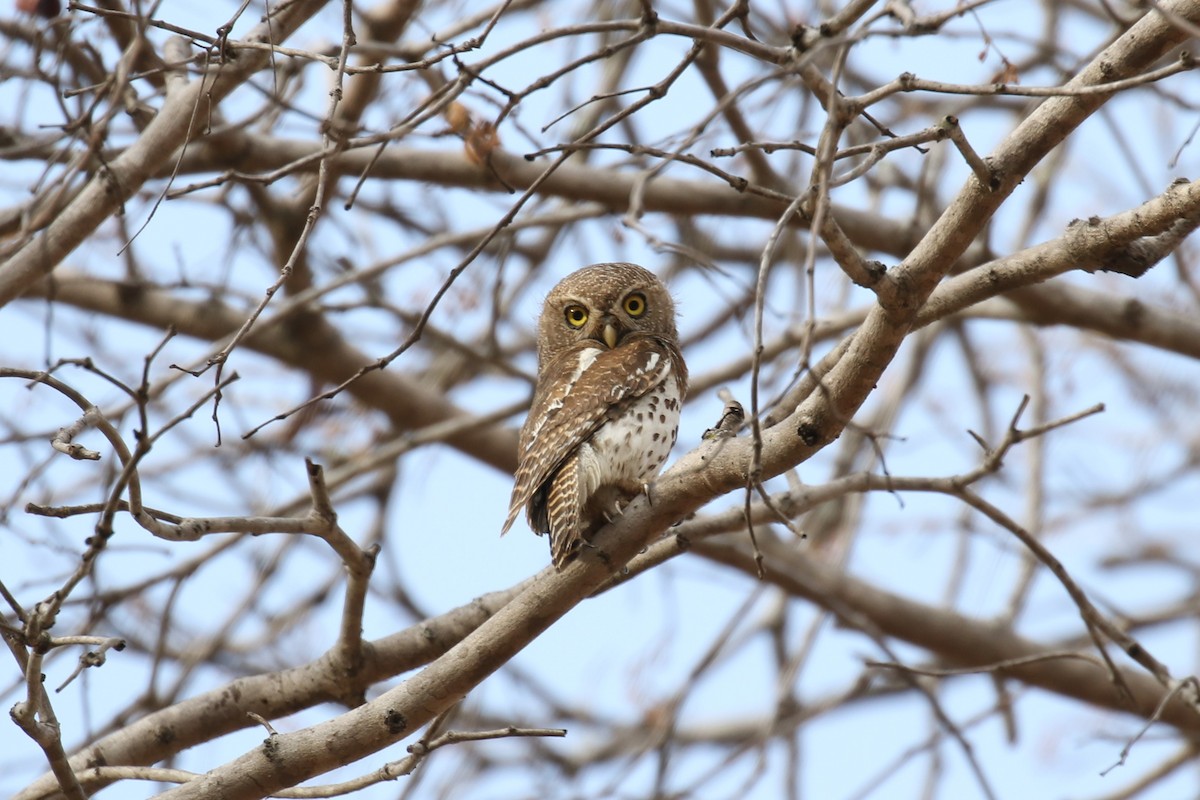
537;263;679;365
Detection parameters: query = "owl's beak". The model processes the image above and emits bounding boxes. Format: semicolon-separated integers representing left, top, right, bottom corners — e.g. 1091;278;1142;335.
601;320;619;349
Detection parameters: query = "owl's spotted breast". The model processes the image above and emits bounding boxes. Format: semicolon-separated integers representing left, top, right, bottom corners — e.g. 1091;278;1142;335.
584;376;682;497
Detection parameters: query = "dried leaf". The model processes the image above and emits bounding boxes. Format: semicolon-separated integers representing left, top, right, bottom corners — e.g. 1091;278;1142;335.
464;121;501;165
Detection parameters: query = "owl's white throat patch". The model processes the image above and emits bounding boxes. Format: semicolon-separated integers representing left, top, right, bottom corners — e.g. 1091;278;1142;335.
569;348;601;383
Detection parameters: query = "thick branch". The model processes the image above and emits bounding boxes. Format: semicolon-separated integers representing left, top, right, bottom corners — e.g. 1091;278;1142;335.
163;135;917;254
767;0;1200;462
15;581;528;800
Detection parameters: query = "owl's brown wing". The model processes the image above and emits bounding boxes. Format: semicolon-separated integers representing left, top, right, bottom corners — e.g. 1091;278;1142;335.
501;335;682;539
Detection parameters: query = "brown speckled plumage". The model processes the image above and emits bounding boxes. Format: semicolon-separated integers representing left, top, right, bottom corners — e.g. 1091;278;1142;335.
501;263;687;569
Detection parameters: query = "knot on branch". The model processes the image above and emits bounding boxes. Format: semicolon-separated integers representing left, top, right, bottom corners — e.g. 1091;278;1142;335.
386;709;409;734
797;420;821;447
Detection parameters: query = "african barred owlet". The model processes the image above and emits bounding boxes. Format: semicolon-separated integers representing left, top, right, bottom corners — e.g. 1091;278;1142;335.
501;263;688;570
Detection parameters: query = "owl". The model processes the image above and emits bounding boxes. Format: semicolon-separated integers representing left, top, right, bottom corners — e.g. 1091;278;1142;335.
501;263;688;569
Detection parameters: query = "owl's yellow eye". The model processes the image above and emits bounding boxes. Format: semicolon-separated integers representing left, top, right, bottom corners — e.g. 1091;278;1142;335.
564;304;588;328
623;292;647;317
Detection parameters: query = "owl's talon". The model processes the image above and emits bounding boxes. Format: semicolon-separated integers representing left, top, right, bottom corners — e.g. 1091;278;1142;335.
604;497;631;523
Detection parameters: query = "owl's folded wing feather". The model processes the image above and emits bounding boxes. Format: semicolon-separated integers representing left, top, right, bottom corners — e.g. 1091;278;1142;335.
544;451;583;568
